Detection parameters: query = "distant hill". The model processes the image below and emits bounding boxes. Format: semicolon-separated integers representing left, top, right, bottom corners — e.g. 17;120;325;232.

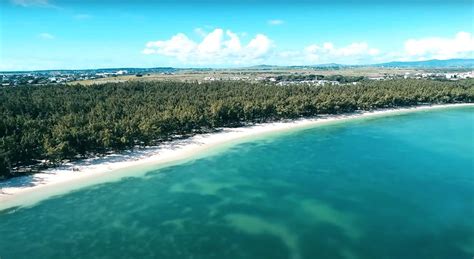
374;59;474;68
244;64;280;70
3;59;473;74
247;59;474;70
248;59;474;70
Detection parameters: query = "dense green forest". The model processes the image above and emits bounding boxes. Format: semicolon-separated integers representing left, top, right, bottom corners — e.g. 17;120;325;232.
0;79;473;179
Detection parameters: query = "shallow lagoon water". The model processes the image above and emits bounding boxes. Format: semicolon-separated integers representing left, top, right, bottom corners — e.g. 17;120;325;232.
0;107;473;259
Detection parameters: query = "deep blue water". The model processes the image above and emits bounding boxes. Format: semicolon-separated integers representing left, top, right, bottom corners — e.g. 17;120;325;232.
0;107;473;259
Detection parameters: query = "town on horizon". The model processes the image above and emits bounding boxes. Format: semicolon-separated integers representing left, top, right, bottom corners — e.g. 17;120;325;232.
1;58;473;87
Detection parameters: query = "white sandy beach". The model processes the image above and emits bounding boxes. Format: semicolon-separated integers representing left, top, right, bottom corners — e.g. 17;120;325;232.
0;103;472;210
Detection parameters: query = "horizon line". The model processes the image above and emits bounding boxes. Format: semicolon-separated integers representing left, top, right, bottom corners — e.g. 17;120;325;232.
1;58;473;73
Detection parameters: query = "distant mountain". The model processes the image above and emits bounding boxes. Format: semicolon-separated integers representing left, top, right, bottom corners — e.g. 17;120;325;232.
244;64;280;70
310;63;345;68
247;59;474;70
374;59;474;68
3;59;473;74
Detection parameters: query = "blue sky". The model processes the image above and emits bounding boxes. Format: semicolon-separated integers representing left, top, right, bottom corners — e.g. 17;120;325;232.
1;0;473;70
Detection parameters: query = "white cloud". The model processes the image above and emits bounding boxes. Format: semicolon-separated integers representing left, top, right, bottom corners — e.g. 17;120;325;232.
268;19;285;26
194;28;207;37
246;34;272;58
143;28;273;65
403;31;474;60
303;42;380;64
38;32;54;40
143;29;473;66
11;0;51;7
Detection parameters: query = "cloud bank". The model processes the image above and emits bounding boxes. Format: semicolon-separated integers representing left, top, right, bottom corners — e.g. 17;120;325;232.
143;30;473;66
143;29;273;65
11;0;52;7
304;42;380;63
38;32;55;39
403;31;474;60
268;19;285;25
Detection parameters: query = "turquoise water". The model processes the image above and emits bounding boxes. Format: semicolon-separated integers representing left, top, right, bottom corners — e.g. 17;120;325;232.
1;107;473;259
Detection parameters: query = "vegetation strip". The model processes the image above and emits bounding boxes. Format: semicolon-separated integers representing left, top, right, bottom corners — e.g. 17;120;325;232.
1;79;473;178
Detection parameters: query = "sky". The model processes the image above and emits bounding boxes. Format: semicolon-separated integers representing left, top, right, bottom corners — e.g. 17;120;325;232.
0;0;473;71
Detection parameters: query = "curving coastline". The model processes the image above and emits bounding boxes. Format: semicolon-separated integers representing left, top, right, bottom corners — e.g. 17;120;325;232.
1;103;473;211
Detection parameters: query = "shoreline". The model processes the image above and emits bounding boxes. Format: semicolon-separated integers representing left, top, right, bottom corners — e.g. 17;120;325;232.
1;103;473;210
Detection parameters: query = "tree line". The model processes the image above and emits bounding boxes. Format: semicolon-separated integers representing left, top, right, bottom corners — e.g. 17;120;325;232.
0;79;472;178
274;74;365;82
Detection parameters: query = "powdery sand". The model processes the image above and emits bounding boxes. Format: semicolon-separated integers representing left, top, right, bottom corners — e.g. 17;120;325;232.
1;103;472;210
